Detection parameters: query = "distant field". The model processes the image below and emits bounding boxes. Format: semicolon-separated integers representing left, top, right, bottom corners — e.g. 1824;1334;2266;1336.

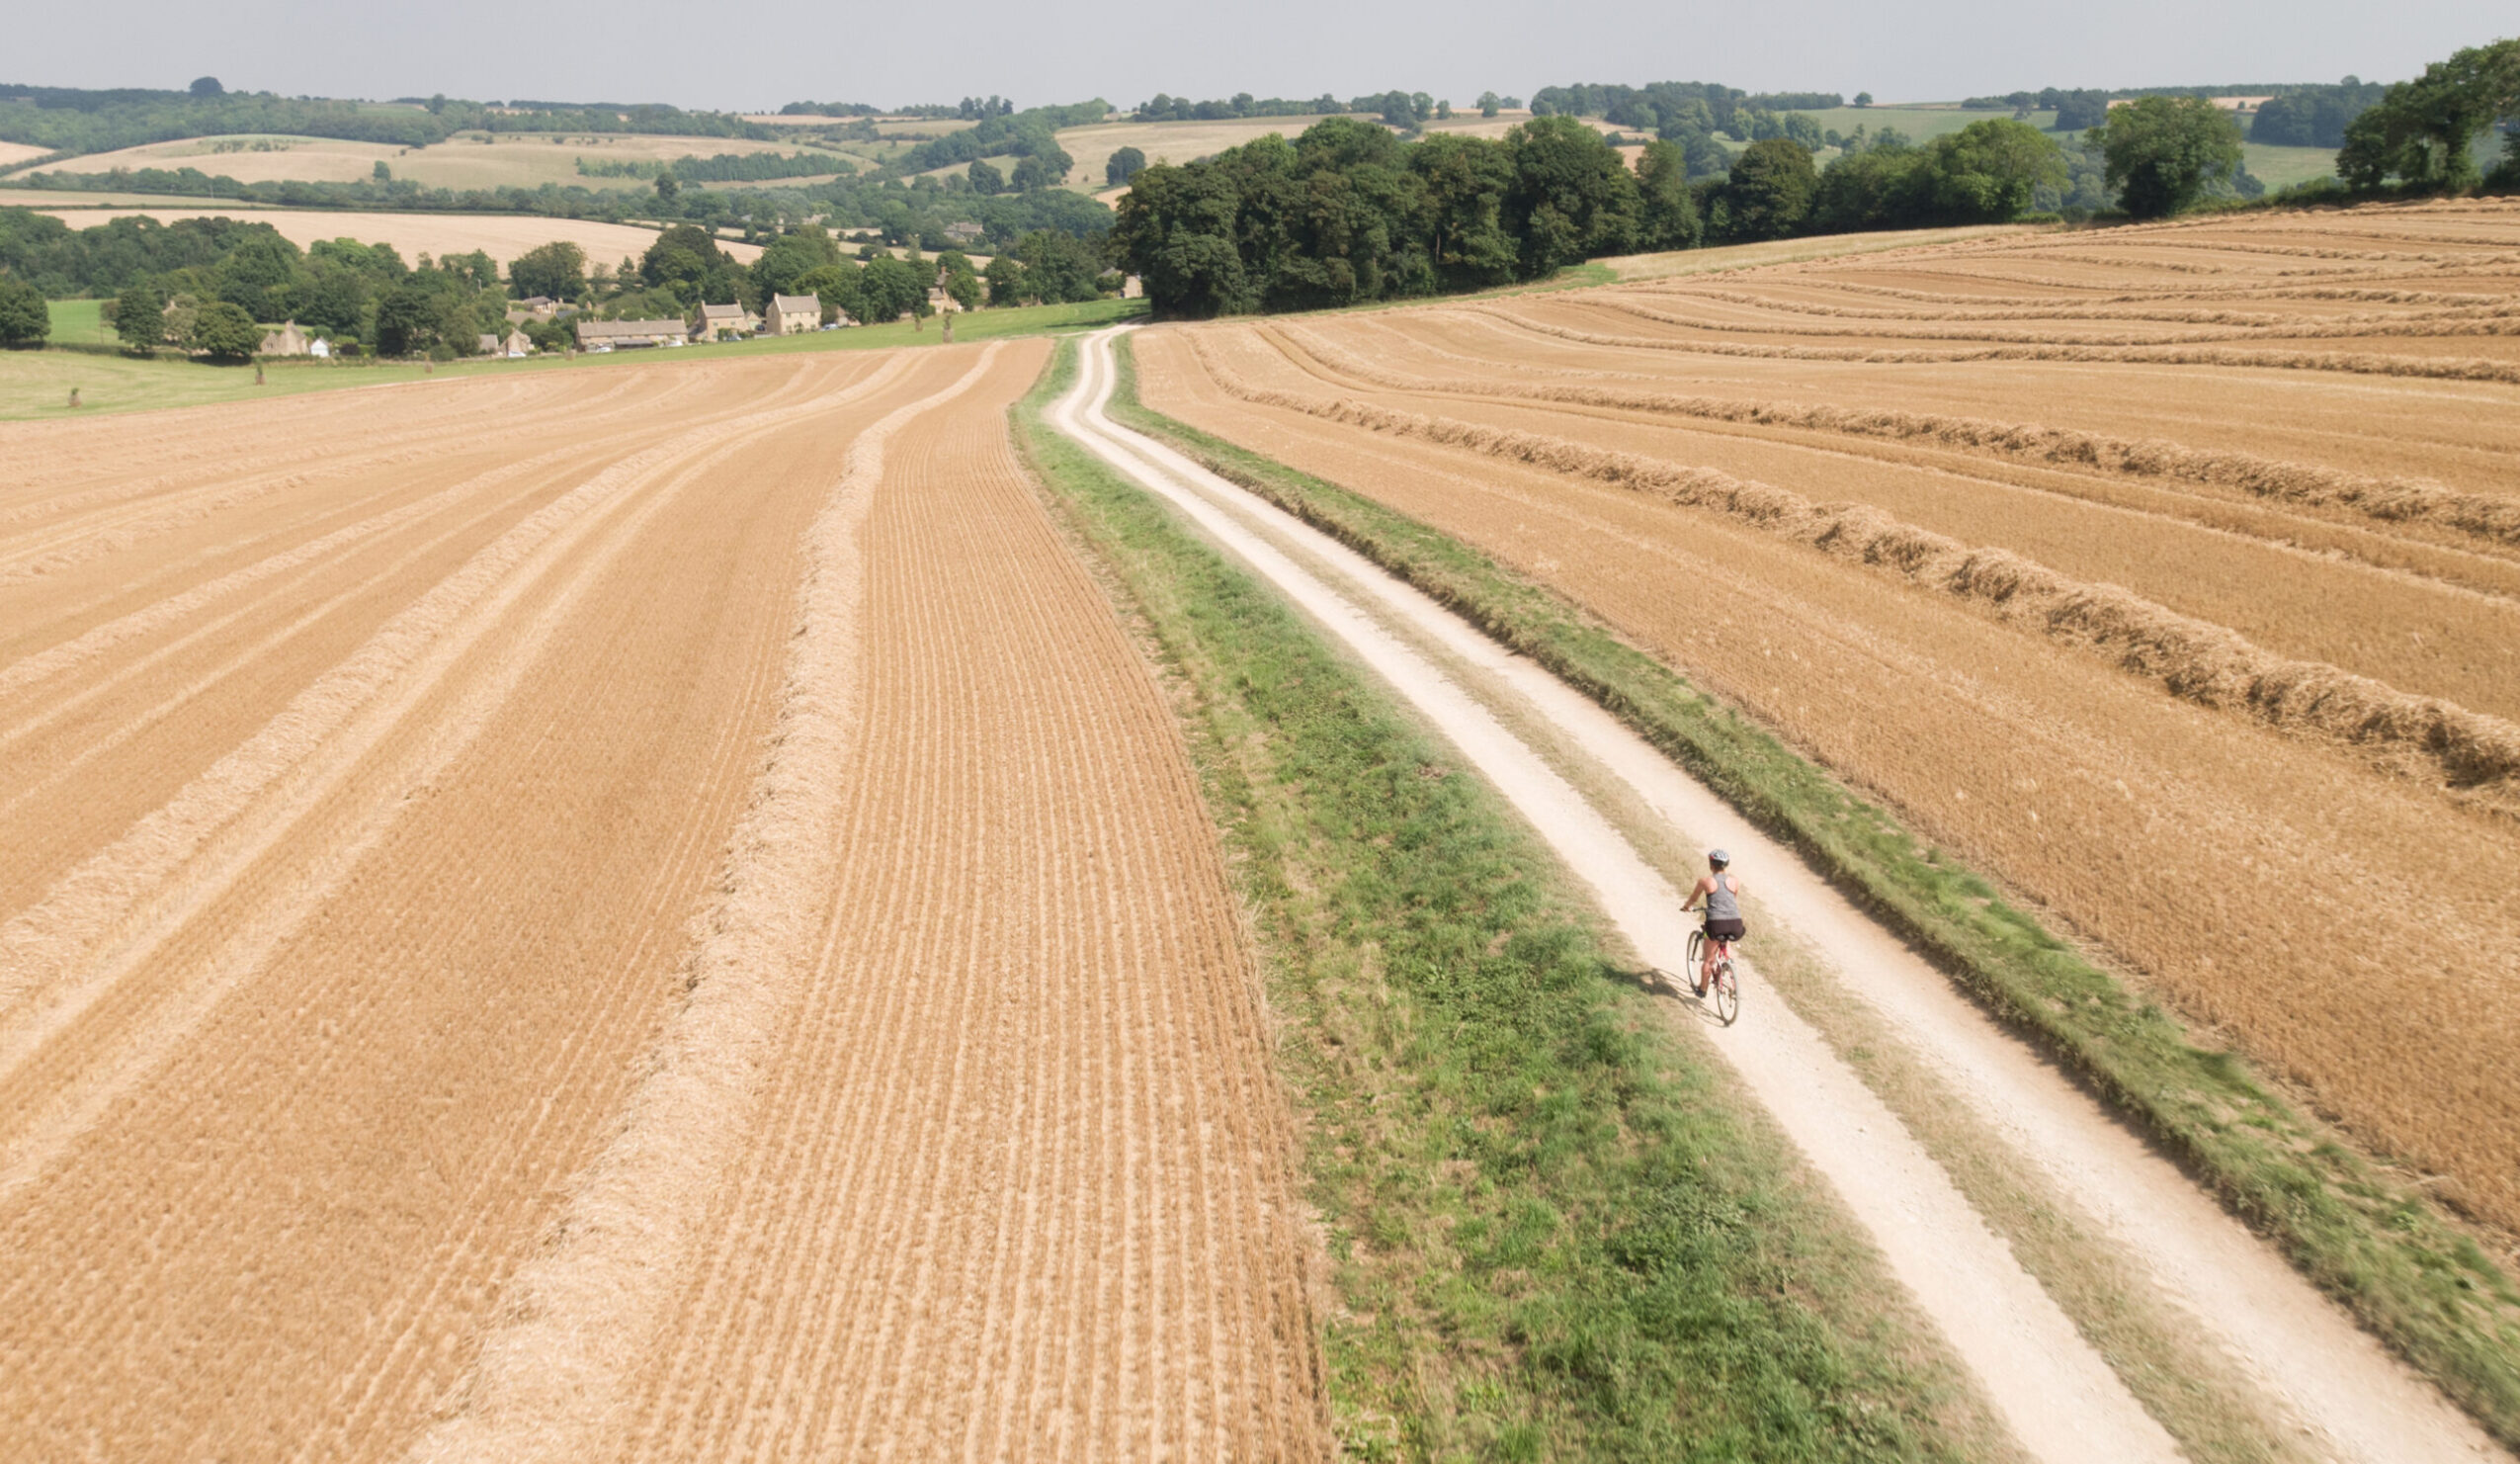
23;207;759;266
1054;111;1543;190
1798;105;2055;142
2244;141;2339;189
0;140;53;170
34;131;847;193
874;118;980;137
2;188;285;208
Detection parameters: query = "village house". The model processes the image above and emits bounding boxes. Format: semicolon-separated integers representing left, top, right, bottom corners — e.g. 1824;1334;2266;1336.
257;320;315;357
694;301;759;341
511;296;558;319
476;326;533;358
763;294;822;335
575;318;690;351
944;220;984;247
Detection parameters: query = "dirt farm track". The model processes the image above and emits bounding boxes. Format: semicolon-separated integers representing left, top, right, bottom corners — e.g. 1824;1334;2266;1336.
1134;197;2520;1242
0;344;1323;1458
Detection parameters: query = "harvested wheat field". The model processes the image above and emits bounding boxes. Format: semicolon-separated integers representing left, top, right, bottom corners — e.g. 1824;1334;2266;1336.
40;131;839;193
0;339;1322;1460
1132;197;2520;1239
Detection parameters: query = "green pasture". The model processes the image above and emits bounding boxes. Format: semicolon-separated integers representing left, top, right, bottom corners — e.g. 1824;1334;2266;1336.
0;296;1147;422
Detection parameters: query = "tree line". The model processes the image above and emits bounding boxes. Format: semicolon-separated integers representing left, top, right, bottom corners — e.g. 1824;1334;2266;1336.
1112;112;2085;318
0;81;781;160
2338;39;2519;191
574;149;854;183
885;100;1109;179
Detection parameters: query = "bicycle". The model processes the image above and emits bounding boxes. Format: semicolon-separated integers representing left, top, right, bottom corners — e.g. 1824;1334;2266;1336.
1683;926;1740;1026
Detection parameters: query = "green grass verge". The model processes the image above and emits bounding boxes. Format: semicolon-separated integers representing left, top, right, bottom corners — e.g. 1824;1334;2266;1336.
1016;339;2012;1462
1;296;1147;422
1099;333;2520;1452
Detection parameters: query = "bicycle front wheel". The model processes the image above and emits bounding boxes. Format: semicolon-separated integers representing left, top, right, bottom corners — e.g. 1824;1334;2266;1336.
1712;959;1739;1026
1685;930;1706;990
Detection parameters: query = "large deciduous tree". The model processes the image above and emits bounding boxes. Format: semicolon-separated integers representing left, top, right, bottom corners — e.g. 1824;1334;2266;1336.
1634;139;1703;250
1105;146;1146;186
789;262;859;323
113;280;167;351
508;240;588;301
746;223;840;301
2091;96;2243;217
372;284;440;357
188;300;262;361
1922;118;2066;221
1718;137;1818;240
1504;115;1642;271
0;276;48;348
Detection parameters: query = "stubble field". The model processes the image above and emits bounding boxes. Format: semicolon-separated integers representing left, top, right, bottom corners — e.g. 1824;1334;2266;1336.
29;131;847;192
0;340;1322;1458
1131;198;2520;1238
18;207;759;267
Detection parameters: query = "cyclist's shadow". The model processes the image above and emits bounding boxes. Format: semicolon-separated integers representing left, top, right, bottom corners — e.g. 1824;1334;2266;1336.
1623;963;1730;1022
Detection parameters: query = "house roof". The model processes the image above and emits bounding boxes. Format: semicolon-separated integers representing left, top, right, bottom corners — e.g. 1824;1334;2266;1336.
770;294;819;310
700;302;749;319
576;318;689;338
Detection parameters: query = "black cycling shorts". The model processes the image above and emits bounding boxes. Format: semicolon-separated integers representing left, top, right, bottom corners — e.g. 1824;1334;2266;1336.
1703;917;1746;942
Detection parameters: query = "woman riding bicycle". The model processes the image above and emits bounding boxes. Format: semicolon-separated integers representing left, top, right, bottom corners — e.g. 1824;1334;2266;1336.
1683;849;1745;995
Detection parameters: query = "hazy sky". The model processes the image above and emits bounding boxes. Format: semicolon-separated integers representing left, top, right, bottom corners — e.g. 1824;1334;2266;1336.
15;0;2512;113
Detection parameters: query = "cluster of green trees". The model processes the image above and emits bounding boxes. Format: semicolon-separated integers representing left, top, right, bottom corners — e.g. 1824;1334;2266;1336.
1523;81;1809;179
722;223;941;325
655;220;1109;326
1132;91;1349;123
2338;39;2520;190
1961;88;2114;129
1530;82;1839;129
574;149;854;183
1959;79;2390;143
73;225;506;360
980;229;1111;305
2084;98;2250;216
1112;117;1698;316
1714;117;2080;236
2248;81;2392;146
0;81;780;158
775;99;880;117
1112;110;2093;317
887;100;1107;180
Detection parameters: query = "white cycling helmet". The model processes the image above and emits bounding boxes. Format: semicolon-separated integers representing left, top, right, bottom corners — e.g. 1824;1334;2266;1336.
1708;849;1730;867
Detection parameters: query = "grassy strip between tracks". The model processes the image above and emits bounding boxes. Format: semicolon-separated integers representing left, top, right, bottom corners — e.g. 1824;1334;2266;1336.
1018;339;2013;1462
1096;333;2520;1451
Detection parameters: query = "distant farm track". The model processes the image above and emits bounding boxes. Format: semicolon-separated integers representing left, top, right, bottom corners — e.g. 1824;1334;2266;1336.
1133;198;2520;1237
0;344;1321;1459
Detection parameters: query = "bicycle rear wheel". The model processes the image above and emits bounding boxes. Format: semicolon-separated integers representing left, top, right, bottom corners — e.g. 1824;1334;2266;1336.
1712;959;1739;1025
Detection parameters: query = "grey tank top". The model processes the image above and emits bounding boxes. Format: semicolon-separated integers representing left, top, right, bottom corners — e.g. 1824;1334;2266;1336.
1704;873;1739;921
